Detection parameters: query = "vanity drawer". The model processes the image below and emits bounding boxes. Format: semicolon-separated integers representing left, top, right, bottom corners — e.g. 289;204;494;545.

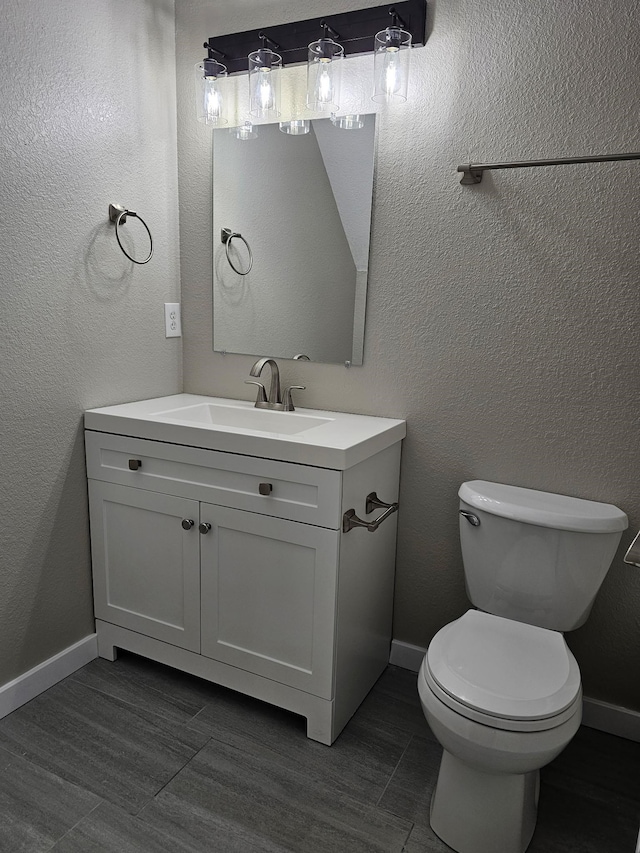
85;431;342;528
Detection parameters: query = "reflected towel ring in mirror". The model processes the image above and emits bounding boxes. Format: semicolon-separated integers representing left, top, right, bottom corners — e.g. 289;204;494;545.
108;203;154;265
221;227;253;275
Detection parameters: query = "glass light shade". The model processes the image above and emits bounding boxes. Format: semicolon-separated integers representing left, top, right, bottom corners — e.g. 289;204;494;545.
306;38;344;112
195;60;228;125
279;120;310;135
235;121;257;140
372;27;412;103
248;48;282;118
331;113;364;130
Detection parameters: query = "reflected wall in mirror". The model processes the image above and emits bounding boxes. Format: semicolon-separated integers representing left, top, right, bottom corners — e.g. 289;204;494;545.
212;114;376;365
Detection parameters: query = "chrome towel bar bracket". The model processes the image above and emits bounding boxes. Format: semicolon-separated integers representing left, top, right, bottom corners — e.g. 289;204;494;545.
343;492;399;533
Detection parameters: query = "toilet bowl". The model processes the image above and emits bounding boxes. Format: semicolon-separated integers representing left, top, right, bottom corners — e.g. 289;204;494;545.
418;611;582;853
418;481;627;853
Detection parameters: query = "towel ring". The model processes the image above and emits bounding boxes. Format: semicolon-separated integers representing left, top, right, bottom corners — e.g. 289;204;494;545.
221;227;253;276
109;203;153;265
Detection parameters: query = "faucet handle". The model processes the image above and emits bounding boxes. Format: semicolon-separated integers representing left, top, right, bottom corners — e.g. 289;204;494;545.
245;380;268;406
283;385;305;412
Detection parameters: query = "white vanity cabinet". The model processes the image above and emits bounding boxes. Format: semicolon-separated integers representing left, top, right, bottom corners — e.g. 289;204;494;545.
84;397;404;745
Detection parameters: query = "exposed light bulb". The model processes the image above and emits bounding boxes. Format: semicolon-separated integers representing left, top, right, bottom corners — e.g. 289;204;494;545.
259;69;274;111
204;79;222;122
317;61;333;104
384;52;400;98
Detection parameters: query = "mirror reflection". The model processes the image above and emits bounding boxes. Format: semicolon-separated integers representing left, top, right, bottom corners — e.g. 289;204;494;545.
212;114;376;365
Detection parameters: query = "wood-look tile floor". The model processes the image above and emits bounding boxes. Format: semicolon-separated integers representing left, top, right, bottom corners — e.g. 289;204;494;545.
0;654;637;852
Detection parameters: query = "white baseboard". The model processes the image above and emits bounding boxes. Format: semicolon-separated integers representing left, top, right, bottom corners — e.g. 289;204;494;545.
581;696;640;743
389;638;427;672
0;634;98;720
390;638;640;743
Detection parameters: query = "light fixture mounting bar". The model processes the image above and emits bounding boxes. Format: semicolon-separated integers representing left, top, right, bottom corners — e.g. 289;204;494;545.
204;0;428;74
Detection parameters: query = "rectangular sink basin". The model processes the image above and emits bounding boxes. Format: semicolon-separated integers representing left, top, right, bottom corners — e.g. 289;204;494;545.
85;394;406;470
153;402;332;435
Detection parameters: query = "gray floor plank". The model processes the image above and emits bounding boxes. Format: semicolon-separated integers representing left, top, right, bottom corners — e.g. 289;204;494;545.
0;678;210;816
541;724;640;813
357;668;433;740
0;746;100;853
401;823;452;853
49;800;269;853
140;736;413;853
528;783;640;853
69;652;219;725
188;682;413;807
377;734;442;827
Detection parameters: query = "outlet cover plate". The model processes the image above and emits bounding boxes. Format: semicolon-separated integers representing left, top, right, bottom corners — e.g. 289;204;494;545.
164;303;181;338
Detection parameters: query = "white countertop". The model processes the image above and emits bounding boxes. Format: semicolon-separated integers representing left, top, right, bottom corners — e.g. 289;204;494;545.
84;394;406;470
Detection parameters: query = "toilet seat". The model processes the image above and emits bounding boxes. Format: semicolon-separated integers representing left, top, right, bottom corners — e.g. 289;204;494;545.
426;610;581;730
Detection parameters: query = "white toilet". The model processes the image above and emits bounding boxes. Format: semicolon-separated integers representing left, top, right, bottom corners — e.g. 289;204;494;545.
418;480;628;853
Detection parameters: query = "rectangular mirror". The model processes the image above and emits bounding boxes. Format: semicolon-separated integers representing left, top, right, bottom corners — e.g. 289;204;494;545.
212;114;376;365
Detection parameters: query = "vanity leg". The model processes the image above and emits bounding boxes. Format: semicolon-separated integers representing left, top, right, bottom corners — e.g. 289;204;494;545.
305;702;335;745
96;622;119;661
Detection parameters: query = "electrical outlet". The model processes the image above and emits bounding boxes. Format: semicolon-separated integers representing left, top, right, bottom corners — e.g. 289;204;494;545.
164;302;181;338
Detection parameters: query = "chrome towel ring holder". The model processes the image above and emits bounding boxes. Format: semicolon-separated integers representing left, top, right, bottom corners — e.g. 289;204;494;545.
109;203;153;265
221;227;253;275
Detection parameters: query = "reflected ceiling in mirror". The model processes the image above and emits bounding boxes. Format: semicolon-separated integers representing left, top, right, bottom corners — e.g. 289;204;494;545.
212;114;376;365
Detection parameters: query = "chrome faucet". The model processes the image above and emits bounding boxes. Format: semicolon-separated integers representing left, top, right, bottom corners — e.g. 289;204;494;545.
246;357;283;409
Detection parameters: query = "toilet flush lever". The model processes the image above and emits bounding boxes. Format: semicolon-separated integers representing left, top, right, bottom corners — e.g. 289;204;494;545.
460;510;481;527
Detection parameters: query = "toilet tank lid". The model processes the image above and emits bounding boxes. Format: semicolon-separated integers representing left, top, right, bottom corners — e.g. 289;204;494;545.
459;481;628;533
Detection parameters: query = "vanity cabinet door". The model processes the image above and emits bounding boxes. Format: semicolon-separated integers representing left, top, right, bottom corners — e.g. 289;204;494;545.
88;481;201;652
200;504;340;699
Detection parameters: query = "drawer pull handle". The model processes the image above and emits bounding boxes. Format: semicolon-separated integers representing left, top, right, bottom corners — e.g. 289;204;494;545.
128;459;142;471
343;492;399;534
258;482;273;496
181;519;195;530
199;522;212;535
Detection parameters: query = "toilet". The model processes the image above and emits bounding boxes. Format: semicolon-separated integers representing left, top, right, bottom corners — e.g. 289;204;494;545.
418;480;628;853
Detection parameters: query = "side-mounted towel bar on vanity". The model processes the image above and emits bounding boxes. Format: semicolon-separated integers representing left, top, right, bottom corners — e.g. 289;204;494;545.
623;530;640;568
343;492;399;533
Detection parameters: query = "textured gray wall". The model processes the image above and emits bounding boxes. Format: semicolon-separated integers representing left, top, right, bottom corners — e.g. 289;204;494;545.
0;0;181;684
177;0;640;711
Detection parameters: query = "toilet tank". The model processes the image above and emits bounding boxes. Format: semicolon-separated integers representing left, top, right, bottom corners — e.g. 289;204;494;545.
458;481;628;631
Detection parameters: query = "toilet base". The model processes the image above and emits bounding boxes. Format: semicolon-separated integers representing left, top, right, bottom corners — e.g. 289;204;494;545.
430;750;539;853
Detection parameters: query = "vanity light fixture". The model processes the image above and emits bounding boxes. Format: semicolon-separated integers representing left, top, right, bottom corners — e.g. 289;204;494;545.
279;120;310;135
200;1;427;126
235;120;258;140
331;113;365;130
248;34;282;118
195;53;228;126
306;22;344;112
372;9;412;103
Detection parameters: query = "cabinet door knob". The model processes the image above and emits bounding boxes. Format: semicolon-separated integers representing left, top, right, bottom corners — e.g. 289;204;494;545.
258;482;273;496
128;459;142;471
181;518;195;530
199;522;212;534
